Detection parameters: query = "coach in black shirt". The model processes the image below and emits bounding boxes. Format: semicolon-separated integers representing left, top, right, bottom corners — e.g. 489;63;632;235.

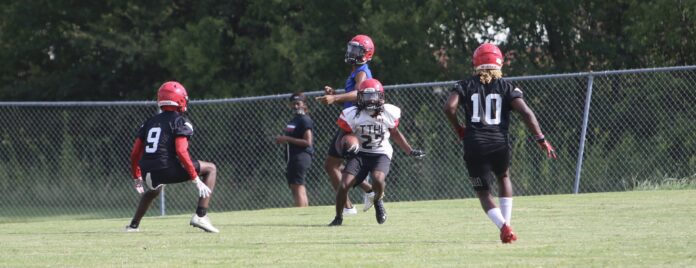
275;92;314;207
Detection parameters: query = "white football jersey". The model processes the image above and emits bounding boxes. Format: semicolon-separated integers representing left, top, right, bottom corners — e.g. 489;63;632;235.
337;104;401;159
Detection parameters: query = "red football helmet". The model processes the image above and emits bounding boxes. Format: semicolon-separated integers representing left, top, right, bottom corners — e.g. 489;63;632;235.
472;43;503;70
345;34;375;65
157;81;189;112
357;78;385;112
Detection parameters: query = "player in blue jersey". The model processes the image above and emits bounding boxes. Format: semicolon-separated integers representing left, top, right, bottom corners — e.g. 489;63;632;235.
316;34;377;215
126;81;219;233
444;43;557;243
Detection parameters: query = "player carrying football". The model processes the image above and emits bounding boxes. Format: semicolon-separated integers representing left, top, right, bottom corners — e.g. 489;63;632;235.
126;81;220;233
443;43;557;243
329;78;425;226
316;34;377;215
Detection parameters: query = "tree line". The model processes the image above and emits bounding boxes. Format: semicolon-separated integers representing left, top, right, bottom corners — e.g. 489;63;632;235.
1;0;695;101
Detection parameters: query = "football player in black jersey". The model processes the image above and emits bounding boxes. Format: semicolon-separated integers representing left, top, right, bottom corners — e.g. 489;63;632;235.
443;43;557;243
126;81;220;233
275;92;314;207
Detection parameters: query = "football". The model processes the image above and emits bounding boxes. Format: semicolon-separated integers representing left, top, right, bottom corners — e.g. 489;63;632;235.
341;134;360;153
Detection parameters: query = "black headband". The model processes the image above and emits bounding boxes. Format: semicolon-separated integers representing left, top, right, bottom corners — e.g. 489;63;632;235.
289;94;305;102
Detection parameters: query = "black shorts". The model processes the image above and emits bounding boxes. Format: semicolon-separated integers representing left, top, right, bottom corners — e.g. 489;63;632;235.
327;129;345;158
144;160;201;190
286;152;312;185
464;142;511;191
342;152;391;187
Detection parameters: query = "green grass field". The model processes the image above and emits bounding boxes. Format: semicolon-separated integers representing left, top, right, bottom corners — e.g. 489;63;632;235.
2;190;695;267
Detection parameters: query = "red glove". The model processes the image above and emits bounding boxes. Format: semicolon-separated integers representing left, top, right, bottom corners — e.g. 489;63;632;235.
536;137;557;159
455;125;466;140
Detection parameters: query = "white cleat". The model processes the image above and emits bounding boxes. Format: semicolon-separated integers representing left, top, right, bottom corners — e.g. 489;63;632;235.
125;225;139;232
363;192;375;212
342;207;358;216
190;214;220;233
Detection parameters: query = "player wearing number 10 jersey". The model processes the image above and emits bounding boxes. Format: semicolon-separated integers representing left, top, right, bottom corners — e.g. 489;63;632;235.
444;43;557;243
329;78;425;226
126;81;220;233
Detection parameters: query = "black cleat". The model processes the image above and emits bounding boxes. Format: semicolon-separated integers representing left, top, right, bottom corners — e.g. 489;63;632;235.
328;216;343;226
374;199;387;224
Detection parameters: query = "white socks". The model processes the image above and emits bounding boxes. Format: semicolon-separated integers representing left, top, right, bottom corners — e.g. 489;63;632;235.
487;198;513;229
499;197;513;224
486;208;506;229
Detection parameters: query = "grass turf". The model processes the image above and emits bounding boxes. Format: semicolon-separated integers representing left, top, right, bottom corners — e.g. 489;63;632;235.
1;189;695;267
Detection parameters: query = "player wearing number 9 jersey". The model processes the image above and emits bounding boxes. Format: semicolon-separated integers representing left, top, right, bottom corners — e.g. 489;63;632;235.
136;111;196;172
126;81;220;233
329;79;425;226
443;43;557;244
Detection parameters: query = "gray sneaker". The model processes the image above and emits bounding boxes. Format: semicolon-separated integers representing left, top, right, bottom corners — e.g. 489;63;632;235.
190;214;220;233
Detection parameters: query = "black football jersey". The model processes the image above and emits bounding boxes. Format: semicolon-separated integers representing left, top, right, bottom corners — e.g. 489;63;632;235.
284;114;314;156
452;76;523;145
136;111;194;172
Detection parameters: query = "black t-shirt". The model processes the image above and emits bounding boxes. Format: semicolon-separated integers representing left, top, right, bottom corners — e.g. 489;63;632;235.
136;111;194;172
284;114;314;156
452;76;523;146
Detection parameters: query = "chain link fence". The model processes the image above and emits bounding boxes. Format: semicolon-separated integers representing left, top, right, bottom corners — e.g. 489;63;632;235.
1;66;695;220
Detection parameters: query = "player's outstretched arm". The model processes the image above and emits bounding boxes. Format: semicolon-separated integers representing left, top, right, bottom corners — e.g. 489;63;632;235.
332;70;366;104
316;71;365;105
334;90;358;104
389;127;425;159
511;98;557;159
315;86;335;104
443;91;466;139
316;89;358;105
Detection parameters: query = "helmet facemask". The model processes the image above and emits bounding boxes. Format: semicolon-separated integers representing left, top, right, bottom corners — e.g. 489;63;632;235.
344;41;366;65
358;88;384;116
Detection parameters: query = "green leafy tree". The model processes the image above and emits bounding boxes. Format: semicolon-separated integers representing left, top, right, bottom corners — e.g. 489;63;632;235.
2;0;696;100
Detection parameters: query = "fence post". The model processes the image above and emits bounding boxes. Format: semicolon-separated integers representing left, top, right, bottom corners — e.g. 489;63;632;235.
160;187;166;216
574;74;594;194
